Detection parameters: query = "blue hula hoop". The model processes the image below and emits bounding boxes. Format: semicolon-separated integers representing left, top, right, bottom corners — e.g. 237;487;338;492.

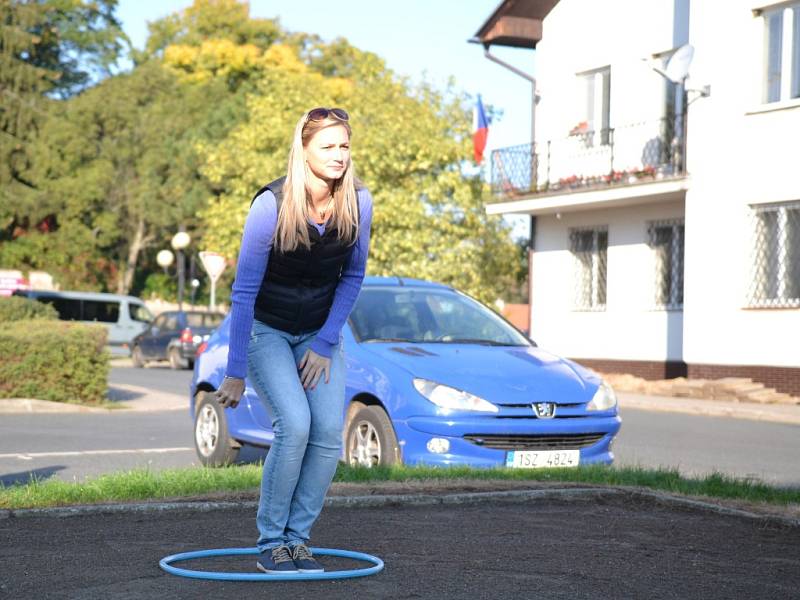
159;547;384;581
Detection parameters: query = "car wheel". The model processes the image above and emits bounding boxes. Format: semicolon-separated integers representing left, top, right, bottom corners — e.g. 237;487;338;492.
345;404;401;467
131;345;145;368
169;347;187;370
194;392;240;467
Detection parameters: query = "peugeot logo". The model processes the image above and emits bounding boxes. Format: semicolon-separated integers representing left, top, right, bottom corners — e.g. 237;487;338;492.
532;402;556;419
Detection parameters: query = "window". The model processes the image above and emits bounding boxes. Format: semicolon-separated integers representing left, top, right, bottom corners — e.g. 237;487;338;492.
82;300;120;323
163;314;179;331
129;303;153;323
761;3;800;103
570;227;608;310
749;201;800;307
657;49;686;168
39;296;81;320
203;313;223;327
648;220;685;309
577;67;611;146
348;288;529;345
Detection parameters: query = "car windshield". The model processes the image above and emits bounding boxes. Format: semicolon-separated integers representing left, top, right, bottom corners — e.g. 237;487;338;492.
186;313;224;328
349;287;529;346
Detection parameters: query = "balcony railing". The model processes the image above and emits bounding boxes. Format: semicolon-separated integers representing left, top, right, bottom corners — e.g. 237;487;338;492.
490;116;687;199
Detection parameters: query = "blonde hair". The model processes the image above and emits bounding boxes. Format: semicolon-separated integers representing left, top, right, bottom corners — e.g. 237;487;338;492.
275;109;360;253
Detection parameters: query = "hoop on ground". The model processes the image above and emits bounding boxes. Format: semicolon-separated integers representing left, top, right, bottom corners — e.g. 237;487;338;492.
159;547;384;581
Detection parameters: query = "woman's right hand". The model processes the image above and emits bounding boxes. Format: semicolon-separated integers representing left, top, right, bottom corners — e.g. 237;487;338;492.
215;376;245;409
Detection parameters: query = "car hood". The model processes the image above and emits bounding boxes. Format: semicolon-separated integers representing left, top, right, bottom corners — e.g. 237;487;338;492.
360;343;601;405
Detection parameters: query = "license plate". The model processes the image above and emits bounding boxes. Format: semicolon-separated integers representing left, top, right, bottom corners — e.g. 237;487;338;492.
505;450;580;469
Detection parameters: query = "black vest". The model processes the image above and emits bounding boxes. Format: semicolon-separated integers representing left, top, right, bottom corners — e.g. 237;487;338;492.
252;177;359;334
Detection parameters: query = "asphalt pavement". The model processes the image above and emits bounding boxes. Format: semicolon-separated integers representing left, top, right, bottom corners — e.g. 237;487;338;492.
1;489;798;600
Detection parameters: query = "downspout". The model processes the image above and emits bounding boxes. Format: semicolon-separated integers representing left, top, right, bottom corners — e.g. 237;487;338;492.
528;215;536;336
482;44;539;334
482;45;538;166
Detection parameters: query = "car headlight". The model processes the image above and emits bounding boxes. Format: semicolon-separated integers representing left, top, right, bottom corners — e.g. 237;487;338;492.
587;380;617;411
413;378;498;413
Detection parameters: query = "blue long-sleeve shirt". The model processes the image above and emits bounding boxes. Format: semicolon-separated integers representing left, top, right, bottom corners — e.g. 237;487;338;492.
225;187;373;379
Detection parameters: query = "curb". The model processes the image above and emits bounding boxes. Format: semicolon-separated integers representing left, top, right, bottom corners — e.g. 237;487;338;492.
2;486;797;528
0;399;113;414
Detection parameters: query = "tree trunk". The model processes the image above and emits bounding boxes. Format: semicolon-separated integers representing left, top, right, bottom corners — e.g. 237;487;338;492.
118;218;150;295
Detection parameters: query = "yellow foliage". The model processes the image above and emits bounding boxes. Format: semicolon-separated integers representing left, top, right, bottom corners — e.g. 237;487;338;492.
262;44;307;73
164;39;262;82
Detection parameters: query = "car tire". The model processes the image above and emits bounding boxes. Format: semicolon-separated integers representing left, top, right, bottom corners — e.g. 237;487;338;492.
345;404;401;467
169;347;187;370
131;345;145;368
194;391;240;467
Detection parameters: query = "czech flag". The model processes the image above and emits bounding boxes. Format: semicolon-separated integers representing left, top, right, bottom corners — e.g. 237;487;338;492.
472;95;489;164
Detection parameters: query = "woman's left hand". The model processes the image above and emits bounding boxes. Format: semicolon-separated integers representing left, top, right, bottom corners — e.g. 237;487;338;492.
298;349;331;390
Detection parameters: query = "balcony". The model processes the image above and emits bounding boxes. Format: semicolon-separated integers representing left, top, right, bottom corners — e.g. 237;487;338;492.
490;116;687;201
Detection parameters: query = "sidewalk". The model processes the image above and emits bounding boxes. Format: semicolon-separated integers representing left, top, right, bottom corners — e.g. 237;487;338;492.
616;391;800;425
0;383;187;414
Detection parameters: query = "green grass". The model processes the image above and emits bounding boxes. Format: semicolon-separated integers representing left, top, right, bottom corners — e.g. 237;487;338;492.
1;463;798;511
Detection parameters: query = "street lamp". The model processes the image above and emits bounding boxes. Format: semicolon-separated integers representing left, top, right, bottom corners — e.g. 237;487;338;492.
171;230;191;313
156;249;174;271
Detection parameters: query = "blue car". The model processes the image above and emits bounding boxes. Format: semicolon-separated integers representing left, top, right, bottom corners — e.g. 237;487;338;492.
190;277;621;469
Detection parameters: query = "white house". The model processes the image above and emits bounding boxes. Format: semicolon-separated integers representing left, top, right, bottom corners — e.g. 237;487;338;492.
480;0;800;396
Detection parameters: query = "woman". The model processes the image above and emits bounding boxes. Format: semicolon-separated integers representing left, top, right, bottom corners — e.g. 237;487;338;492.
214;107;372;574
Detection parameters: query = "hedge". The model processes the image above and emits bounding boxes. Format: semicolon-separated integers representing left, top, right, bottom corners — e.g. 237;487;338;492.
0;296;58;321
0;319;109;404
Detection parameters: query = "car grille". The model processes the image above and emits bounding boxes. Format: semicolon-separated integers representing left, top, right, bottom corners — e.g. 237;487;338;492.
463;433;605;450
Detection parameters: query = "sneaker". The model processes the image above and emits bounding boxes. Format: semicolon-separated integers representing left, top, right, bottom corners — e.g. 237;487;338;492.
290;543;324;573
256;544;298;574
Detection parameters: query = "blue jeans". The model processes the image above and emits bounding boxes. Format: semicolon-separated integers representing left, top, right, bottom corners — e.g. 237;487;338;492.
247;319;345;551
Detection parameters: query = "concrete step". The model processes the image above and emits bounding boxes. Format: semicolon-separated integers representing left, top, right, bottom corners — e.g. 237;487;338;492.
743;388;785;404
714;377;755;388
707;381;765;395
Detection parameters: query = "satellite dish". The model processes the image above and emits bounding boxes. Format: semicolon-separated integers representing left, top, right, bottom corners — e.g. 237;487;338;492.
665;44;694;83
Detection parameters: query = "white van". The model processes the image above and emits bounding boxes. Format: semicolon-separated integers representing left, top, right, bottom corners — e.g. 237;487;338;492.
13;290;154;356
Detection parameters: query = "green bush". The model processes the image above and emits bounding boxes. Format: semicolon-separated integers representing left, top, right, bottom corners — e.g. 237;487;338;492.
0;319;109;404
0;296;58;322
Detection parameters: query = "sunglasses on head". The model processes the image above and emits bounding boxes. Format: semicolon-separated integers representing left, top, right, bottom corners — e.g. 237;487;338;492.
306;107;349;122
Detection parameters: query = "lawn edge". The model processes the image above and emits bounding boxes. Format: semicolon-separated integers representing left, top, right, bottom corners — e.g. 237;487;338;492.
2;485;798;528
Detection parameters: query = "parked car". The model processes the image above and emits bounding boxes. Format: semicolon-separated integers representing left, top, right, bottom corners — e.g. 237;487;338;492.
132;310;225;370
0;270;30;297
13;289;152;356
190;277;622;469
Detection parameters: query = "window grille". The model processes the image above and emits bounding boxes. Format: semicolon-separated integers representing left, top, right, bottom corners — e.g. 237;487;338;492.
648;219;685;310
748;201;800;308
570;227;608;310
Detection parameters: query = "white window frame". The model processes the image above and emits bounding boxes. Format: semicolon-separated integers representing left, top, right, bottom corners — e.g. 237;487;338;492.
569;226;608;311
760;2;800;103
576;67;611;147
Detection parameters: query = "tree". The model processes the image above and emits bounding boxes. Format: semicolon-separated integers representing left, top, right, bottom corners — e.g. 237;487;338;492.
140;0;281;60
196;40;523;304
26;62;244;293
0;0;128;219
3;0;523;302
